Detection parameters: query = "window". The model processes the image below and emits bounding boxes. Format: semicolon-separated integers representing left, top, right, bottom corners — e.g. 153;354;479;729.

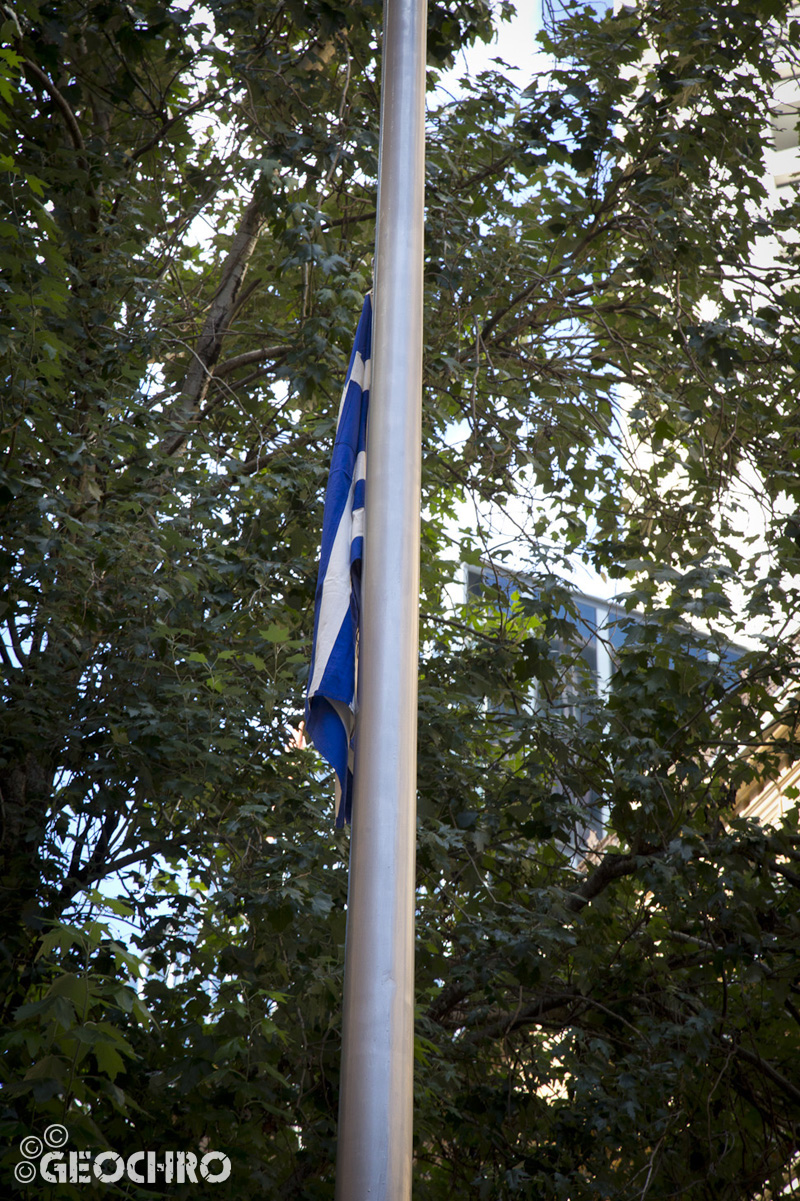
464;563;631;703
463;562;743;858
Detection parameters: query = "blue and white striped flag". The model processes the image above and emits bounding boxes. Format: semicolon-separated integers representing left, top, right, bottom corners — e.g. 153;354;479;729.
305;295;372;826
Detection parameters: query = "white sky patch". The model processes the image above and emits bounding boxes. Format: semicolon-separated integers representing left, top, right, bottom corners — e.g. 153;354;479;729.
432;0;548;101
427;0;800;629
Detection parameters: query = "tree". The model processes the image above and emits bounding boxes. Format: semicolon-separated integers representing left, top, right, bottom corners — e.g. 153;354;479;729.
1;0;799;1197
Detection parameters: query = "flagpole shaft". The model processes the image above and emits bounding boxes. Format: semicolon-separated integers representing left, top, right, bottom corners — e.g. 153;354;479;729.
335;0;426;1196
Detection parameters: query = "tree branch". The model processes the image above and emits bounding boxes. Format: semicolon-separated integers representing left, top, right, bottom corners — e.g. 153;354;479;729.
163;196;265;457
725;1038;800;1107
461;991;582;1044
128;91;219;164
22;58;87;157
426;978;472;1025
55;836;203;905
220;430;317;478
565;848;642;912
214;345;289;379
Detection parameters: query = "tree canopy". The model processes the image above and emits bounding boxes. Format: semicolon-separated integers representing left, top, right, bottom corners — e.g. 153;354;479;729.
1;0;800;1197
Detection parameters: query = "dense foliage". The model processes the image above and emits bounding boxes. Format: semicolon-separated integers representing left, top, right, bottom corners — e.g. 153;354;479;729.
1;0;799;1196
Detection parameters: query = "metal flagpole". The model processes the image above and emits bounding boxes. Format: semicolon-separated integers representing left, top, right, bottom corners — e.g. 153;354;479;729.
335;0;427;1196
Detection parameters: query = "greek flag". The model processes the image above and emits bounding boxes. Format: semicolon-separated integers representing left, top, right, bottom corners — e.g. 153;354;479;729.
305;295;372;826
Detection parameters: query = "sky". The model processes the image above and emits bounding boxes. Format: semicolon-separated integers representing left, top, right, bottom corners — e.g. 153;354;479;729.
429;1;623;605
431;0;796;629
453;0;544;78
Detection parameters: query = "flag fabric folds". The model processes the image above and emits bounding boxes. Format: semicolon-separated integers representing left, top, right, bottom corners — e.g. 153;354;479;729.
305;295;372;826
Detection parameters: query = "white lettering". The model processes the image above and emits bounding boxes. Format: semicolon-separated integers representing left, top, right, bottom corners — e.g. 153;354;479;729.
26;1138;231;1188
70;1150;91;1184
175;1151;199;1184
183;1151;199;1183
40;1152;67;1184
94;1152;124;1182
126;1152;145;1183
200;1151;232;1183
